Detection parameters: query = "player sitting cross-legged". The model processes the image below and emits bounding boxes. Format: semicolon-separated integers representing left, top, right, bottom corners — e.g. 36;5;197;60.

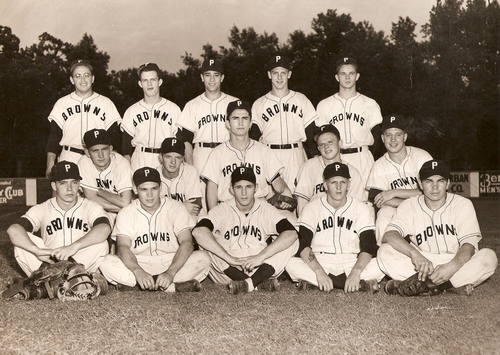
378;160;498;296
192;167;299;295
286;163;385;293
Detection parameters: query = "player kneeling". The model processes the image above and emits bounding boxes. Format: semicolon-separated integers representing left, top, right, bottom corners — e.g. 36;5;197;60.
378;160;498;296
286;163;385;293
99;167;210;292
192;167;299;295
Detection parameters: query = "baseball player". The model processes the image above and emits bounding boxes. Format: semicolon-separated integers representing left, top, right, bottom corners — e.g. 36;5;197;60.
157;137;203;217
192;167;299;294
7;161;110;276
121;63;182;172
378;160;498;296
315;57;383;192
286;163;384;293
366;114;432;243
46;59;122;178
99;167;210;292
78;129;133;225
251;55;318;191
294;124;365;214
201;100;294;211
176;59;238;174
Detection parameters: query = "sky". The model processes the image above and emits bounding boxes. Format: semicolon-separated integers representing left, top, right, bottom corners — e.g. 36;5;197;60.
1;0;437;73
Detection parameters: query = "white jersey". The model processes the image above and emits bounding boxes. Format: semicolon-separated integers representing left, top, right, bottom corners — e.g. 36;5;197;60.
294;156;365;202
177;92;238;144
367;146;432;191
157;163;203;202
21;196;109;248
113;198;195;256
78;151;133;194
251;90;318;144
121;98;181;149
386;193;481;254
201;140;284;202
48;92;121;150
298;195;375;255
315;93;382;148
200;198;287;252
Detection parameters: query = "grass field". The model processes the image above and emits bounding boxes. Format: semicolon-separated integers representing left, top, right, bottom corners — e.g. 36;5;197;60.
0;200;499;355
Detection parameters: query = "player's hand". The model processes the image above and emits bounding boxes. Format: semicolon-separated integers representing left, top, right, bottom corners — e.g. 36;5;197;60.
344;269;362;293
374;190;394;208
34;248;55;264
156;270;175;291
410;251;434;281
183;200;201;216
428;261;459;285
239;254;265;273
133;269;155;290
50;244;79;261
315;271;334;292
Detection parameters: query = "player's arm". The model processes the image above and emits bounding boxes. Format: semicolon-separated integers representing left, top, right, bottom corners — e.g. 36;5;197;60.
107;122;122;154
82;187;123;213
296;196;309;215
121;131;134;161
176;129;194;165
270;176;293;198
344;229;378;292
192;220;241;267
156;229;194;290
303;122;319;159
51;217;111;261
205;180;219;211
372;188;421;209
7;220;53;263
429;242;475;285
116;235;155;290
183;197;202;216
97;189;133;210
249;124;262;141
46;121;63;179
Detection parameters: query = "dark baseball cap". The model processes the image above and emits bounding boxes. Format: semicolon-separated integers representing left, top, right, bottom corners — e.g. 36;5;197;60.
133;167;161;187
323;162;351;180
83;129;111;149
419;160;451;181
315;124;341;142
336;57;358;72
227;100;251;117
160;137;185;155
268;55;292;71
201;59;223;74
137;62;162;78
381;114;407;132
70;59;93;75
231;167;256;185
50;161;82;182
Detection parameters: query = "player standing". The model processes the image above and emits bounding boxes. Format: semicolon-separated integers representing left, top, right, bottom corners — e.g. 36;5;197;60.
251;55;318;190
366;114;432;243
7;161;110;275
286;163;384;293
192;167;298;294
315;57;383;191
121;63;181;172
99;167;210;291
378;160;498;296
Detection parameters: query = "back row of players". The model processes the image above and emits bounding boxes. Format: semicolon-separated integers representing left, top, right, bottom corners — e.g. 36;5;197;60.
7;56;496;297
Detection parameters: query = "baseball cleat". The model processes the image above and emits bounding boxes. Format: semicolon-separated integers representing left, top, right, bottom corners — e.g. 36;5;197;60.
296;279;317;291
359;279;379;293
228;280;248;295
174;280;202;292
256;278;280;292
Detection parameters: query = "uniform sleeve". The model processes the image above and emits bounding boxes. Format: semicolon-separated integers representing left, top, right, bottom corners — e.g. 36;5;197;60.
263;147;285;183
301;96;318;128
354;202;375;235
366;160;388;191
184;165;203;200
200;149;221;184
385;199;413;237
176;100;196;133
453;197;481;249
104;98;122;130
314;99;330;127
368;99;383;129
112;205;135;240
347;164;366;201
293;161;312;200
297;202;318;234
172;201;196;235
86;200;109;226
78;156;98;191
114;157;133;194
47;97;65;127
121;106;137;137
22;204;46;233
251;99;264;131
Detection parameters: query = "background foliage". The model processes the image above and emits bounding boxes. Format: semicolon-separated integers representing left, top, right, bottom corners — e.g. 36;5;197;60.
0;0;498;177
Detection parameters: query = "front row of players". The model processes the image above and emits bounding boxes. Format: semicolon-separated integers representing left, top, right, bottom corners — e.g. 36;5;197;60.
7;157;497;296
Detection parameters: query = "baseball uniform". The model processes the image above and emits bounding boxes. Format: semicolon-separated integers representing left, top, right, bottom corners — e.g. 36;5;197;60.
315;93;383;187
286;195;385;285
201;140;284;203
122;98;181;172
252;90;318;189
48;92;122;164
157;162;203;202
14;196;110;276
294;156;365;203
99;198;210;286
378;193;498;287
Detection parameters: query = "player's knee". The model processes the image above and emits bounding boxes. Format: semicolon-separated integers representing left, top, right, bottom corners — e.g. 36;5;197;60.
376;243;394;262
193;250;211;268
479;248;498;273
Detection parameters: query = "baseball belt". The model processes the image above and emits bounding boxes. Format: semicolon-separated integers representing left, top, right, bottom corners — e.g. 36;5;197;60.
197;142;221;148
63;146;85;155
140;147;161;153
340;146;364;154
268;143;299;149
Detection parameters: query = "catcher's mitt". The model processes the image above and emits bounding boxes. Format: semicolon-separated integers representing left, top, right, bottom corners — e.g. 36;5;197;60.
267;193;297;212
2;260;103;301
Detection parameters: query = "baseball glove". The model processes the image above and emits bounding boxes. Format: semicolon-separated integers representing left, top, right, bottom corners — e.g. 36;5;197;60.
267;193;298;212
2;260;103;301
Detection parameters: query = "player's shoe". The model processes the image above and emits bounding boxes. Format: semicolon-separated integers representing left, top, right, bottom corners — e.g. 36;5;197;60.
296;279;317;291
90;272;109;296
174;280;202;293
359;279;379;293
228;280;248;295
384;274;442;296
256;278;280;292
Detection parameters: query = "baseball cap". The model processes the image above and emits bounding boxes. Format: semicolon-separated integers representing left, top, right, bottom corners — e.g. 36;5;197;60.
323;162;351;180
50;161;82;182
201;59;223;74
133;167;161;187
315;124;341;142
231;167;256;185
70;59;93;75
227;100;251;117
268;55;292;71
336;57;358;72
419;160;451;181
160;137;185;155
381;114;407;132
137;62;162;78
83;129;111;149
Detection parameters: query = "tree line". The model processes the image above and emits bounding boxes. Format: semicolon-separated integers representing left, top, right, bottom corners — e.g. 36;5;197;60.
0;0;498;177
